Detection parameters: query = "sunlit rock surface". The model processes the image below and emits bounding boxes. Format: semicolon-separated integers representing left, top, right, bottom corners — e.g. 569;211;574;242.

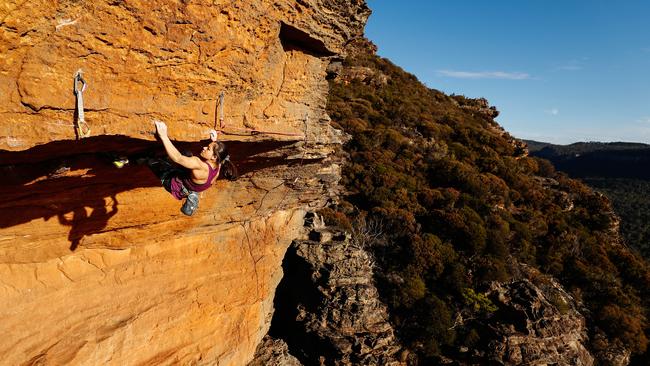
0;0;369;364
0;0;369;148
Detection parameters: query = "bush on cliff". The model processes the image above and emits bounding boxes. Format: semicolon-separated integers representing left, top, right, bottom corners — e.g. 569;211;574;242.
327;39;650;362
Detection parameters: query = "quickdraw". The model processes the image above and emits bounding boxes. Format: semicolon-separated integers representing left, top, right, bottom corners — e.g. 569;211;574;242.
73;70;91;139
218;91;225;130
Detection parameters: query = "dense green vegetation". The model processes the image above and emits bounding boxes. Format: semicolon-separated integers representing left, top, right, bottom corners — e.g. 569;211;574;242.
527;142;650;260
325;41;650;363
582;178;650;259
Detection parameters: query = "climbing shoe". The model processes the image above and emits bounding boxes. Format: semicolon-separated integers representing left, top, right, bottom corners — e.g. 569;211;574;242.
112;157;129;168
181;191;200;216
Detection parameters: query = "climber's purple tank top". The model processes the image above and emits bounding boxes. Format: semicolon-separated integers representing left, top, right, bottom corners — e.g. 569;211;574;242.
169;162;220;200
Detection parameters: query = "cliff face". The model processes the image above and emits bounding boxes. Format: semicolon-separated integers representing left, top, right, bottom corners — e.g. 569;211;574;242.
1;0;369;148
0;1;370;365
265;217;404;365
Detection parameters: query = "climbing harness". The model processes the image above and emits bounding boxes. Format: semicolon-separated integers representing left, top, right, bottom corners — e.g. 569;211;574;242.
73;70;91;139
212;91;304;138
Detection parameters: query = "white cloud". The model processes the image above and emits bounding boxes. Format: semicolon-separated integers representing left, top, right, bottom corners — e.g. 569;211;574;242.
635;117;650;124
545;108;559;116
554;59;583;71
436;70;530;80
556;65;582;71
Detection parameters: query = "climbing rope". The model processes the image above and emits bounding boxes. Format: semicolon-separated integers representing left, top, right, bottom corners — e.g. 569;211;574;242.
215;126;305;137
249;112;310;213
212;91;304;138
73;70;91;139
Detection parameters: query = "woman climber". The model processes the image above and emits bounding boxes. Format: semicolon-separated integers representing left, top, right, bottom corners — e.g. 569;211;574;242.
146;120;238;216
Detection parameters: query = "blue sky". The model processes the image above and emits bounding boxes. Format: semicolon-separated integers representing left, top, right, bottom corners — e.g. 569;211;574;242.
365;1;650;144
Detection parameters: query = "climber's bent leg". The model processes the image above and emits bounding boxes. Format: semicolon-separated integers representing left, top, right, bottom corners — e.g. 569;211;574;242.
143;157;200;214
144;158;182;191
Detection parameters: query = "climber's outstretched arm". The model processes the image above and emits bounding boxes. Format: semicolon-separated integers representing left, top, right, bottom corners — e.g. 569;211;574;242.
154;120;203;170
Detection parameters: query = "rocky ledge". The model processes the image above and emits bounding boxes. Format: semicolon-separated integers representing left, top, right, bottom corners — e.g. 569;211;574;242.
482;270;594;365
261;214;405;365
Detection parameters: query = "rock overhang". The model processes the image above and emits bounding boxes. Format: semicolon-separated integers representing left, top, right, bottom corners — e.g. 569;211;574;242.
0;1;369;364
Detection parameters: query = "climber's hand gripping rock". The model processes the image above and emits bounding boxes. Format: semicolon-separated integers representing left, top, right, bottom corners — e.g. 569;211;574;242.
154;120;168;138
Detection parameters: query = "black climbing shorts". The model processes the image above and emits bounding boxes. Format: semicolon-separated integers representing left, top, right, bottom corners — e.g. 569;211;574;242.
146;158;184;194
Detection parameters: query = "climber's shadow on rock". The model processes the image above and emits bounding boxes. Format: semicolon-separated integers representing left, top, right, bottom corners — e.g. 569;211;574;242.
0;150;147;251
0;135;310;250
57;194;119;251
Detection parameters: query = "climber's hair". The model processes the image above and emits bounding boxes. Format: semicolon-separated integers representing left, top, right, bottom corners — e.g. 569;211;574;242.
212;141;238;181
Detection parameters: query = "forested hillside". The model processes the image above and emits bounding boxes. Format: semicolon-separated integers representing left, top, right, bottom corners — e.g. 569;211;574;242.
528;141;650;261
325;39;650;365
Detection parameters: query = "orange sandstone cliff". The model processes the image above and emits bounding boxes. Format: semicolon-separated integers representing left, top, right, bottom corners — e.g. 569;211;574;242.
0;1;370;364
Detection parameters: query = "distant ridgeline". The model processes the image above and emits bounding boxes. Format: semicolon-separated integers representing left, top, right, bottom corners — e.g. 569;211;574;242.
527;140;650;179
325;39;650;364
528;140;650;259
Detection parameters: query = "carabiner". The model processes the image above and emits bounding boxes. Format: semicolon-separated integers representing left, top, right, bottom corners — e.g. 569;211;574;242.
73;70;87;95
